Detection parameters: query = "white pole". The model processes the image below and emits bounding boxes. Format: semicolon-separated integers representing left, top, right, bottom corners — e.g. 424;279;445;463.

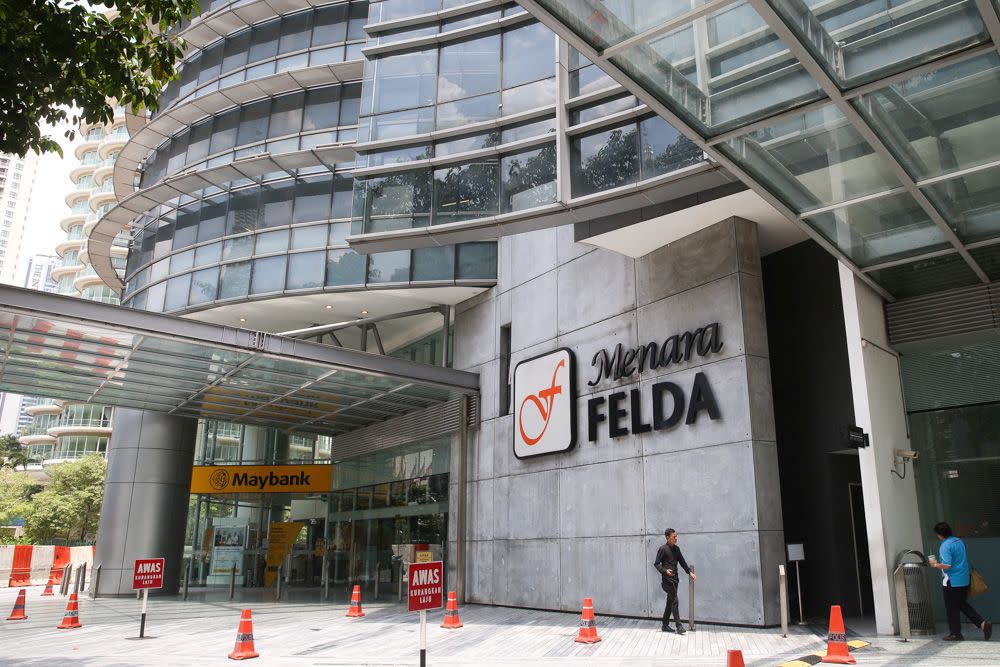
419;609;427;667
140;588;149;638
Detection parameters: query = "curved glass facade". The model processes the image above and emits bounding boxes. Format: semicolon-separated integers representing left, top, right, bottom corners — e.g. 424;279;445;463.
141;84;361;187
158;2;369;114
117;0;500;317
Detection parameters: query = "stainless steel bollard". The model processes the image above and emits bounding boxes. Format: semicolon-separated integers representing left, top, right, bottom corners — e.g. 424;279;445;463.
91;563;101;599
61;563;71;595
229;565;237;600
74;564;83;594
275;565;282;601
183;561;190;601
688;573;695;631
779;564;789;638
79;563;87;592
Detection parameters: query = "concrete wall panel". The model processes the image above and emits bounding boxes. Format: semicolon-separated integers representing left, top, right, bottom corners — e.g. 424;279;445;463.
635;273;745;372
510;271;558;352
466;540;494;605
558;458;645;538
637;357;753;457
456;217;783;625
635;219;738;306
643;442;759;534
557;250;636;336
559;536;649;616
560;311;638;397
495;539;561;608
454;299;496;369
494;470;560;540
510;227;560;289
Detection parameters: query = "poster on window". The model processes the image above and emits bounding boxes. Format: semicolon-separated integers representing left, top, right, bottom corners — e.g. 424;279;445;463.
210;519;247;582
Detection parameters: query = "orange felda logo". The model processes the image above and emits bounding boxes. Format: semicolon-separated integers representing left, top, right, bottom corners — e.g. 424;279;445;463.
512;349;576;458
518;358;566;446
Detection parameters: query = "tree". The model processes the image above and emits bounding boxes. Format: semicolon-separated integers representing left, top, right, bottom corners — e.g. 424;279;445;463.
23;455;106;543
0;0;200;156
0;433;32;470
0;468;37;527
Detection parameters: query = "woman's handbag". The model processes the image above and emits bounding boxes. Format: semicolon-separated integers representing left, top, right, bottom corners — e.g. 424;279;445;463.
969;568;988;598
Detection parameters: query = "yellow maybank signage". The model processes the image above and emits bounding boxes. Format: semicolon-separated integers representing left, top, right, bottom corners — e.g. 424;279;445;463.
191;465;332;494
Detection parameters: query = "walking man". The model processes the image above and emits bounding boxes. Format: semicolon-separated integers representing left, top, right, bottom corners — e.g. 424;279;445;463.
930;522;992;641
653;528;696;633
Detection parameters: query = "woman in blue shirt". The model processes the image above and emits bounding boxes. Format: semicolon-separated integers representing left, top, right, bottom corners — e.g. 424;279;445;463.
931;522;992;641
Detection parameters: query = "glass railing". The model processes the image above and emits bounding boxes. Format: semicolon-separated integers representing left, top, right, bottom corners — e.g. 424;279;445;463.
50;418;112;429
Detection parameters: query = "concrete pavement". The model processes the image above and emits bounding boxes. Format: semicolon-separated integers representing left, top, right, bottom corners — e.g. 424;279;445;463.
0;585;997;666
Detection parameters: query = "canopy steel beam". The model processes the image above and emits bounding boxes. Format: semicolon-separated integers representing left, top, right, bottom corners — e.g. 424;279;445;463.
746;0;990;284
517;0;897;301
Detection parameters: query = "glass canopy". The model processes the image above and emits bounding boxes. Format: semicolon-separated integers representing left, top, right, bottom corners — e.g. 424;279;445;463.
0;285;477;436
521;0;1000;299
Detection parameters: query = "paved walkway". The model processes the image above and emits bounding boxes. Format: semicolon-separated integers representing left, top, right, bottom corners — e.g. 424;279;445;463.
0;586;996;666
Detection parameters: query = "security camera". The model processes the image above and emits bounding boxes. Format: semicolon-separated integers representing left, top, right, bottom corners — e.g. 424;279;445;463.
895;449;919;461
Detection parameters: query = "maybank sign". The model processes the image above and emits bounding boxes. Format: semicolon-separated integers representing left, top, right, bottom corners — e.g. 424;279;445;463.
190;465;332;494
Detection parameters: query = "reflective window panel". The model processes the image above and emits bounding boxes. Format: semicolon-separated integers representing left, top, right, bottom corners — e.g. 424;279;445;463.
718;104;901;213
804;191;951;267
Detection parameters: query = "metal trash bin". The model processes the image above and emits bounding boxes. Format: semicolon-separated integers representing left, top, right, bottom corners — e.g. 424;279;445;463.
893;549;936;638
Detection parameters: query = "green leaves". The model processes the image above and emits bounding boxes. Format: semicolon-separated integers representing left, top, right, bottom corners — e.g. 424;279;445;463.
0;0;199;156
22;455;108;543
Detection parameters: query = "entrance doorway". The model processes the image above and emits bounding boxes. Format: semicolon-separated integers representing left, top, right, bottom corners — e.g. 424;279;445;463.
328;473;449;601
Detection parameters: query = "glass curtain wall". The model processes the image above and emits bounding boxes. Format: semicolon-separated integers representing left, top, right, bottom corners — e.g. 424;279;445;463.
905;339;1000;621
184;422;450;598
327;437;450;600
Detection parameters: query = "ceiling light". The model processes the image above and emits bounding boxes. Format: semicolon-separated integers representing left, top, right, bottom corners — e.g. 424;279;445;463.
239;318;246;323
360;310;368;315
325;305;332;309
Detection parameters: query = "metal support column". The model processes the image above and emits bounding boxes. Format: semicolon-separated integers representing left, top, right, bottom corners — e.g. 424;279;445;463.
455;394;469;603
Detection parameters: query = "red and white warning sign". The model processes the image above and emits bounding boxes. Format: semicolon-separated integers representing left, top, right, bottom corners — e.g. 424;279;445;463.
407;560;443;612
132;558;165;590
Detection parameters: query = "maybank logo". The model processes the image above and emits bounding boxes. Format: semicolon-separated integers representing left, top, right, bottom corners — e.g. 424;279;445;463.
512;348;576;458
191;465;332;494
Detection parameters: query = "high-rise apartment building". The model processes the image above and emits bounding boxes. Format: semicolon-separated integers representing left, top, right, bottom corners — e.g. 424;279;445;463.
17;110;128;465
0;0;997;635
0;152;38;285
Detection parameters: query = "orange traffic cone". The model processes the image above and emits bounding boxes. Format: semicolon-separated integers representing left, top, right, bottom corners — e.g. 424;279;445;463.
574;597;601;643
821;605;856;664
727;649;746;667
41;576;55;596
346;584;365;618
6;589;27;620
56;592;82;629
441;591;463;629
228;609;259;660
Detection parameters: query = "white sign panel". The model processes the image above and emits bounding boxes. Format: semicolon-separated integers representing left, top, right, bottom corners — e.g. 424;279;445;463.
787;543;805;562
512;348;576;458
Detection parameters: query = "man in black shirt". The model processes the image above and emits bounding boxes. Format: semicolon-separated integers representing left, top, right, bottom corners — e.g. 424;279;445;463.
653;528;696;633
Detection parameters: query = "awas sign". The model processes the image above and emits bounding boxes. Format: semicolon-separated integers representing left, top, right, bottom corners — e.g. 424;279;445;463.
133;558;165;590
512;348;576;458
407;561;443;612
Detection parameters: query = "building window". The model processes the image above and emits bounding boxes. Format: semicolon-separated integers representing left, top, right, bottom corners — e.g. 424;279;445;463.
499;324;511;416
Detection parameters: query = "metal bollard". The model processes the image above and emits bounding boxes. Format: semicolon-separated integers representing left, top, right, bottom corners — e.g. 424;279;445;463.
182;561;190;601
79;563;87;591
688;572;695;631
893;563;911;641
229;565;236;600
275;565;282;601
779;564;789;638
91;563;101;599
60;563;71;595
74;564;83;594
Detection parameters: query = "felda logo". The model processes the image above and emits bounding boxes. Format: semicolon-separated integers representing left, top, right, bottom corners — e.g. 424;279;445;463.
518;358;565;446
512;349;576;458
